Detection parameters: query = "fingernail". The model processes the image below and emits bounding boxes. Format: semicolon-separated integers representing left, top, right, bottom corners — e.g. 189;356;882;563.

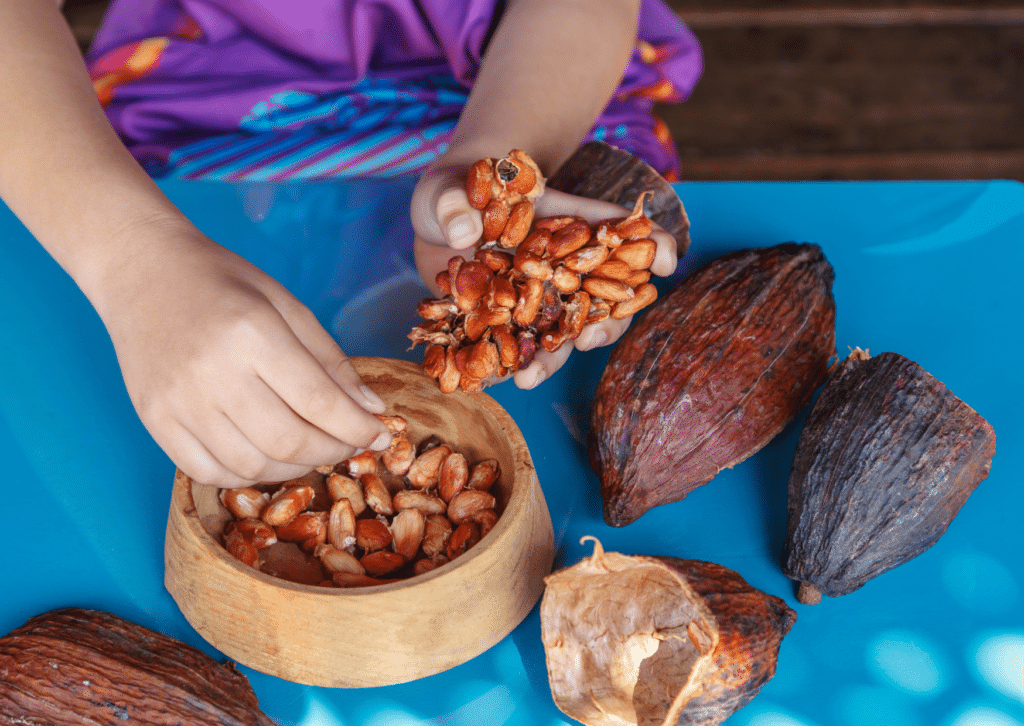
526;369;547;389
445;213;475;247
359;385;386;412
369;432;392;452
578;330;608;350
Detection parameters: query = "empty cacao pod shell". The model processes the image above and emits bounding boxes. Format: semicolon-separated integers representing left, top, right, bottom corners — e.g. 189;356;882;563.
548;140;691;257
590;243;837;526
782;348;996;604
0;608;276;724
541;537;796;726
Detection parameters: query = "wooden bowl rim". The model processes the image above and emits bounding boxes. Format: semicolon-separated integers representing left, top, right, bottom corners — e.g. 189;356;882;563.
174;356;538;596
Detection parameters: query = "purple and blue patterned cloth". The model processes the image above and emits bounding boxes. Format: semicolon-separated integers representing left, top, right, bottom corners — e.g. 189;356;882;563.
87;0;702;181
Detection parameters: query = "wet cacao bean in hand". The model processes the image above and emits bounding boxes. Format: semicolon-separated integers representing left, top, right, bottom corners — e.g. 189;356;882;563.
782;349;996;604
590;243;837;526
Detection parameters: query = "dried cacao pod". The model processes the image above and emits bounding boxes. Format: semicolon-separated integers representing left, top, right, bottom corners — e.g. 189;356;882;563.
591;243;837;526
541;538;795;726
0;608;275;725
548;140;691;257
782;348;996;604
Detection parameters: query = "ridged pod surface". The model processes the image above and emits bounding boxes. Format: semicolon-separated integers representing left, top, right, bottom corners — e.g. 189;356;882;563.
590;243;837;527
0;608;276;725
782;350;996;604
547;140;691;256
541;538;796;726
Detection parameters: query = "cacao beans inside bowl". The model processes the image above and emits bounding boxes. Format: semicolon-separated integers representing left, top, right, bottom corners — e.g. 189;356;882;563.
165;357;555;688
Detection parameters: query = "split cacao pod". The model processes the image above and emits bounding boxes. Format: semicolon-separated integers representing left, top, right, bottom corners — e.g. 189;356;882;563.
590;243;837;526
540;538;796;726
782;349;996;604
547;140;691;256
0;608;275;725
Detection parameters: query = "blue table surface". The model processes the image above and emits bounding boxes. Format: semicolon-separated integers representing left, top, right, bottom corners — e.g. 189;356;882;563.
1;177;1022;726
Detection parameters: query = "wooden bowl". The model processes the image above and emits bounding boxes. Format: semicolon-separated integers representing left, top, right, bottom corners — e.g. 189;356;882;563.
164;357;555;688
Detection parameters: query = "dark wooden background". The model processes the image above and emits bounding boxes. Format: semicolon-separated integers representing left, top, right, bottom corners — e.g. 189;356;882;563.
63;0;1024;181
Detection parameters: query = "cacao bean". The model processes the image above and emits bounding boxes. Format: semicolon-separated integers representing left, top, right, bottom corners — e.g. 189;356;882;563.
410;148;668;392
465;159;494;210
547;140;691;257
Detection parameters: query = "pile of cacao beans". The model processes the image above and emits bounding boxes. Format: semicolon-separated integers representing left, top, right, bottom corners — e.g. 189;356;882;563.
219;414;502;587
408;150;661;392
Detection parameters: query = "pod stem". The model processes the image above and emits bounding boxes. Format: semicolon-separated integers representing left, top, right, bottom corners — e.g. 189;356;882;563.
796;581;823;605
580;535;607;565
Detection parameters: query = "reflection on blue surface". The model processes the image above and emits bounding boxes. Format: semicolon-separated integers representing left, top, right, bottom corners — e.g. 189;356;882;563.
742;706;821;726
298;695;350;725
973;634;1024;703
869;631;949;695
948;706;1024;726
436;682;517;726
837;685;923;726
863;181;1024;255
362;706;426;726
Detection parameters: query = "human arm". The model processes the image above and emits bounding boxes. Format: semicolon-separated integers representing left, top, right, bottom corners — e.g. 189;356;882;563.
0;0;391;486
410;0;678;388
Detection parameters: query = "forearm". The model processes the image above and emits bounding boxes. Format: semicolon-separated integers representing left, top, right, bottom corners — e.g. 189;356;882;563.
446;0;641;175
0;0;191;310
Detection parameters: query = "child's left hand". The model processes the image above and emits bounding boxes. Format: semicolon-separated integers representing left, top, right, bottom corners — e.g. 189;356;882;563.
410;159;678;390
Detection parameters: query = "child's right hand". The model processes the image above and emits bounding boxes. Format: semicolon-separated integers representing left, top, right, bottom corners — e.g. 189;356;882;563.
0;0;395;489
92;220;392;488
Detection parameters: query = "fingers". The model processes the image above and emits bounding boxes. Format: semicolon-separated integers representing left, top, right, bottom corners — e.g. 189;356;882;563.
436;186;483;249
648;227;677;277
514;343;574;390
414;174;677;272
220;377;368;468
410;165;482;249
276;300;387;415
254;329;391;455
159;360;386;487
151;365;373;487
536;188;678;276
534;187;634;222
574;316;633;351
513;316;632;390
157;420;313;489
414;233;461;297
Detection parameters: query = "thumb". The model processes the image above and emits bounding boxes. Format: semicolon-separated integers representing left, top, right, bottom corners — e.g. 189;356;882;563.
410;165;482;250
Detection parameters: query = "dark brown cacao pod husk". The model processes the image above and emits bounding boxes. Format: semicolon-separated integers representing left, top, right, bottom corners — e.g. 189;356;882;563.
541;538;796;726
548;140;691;258
591;243;837;526
0;608;276;725
782;349;996;604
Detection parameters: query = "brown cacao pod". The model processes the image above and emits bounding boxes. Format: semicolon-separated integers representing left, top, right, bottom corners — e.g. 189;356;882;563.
782;349;996;604
548;140;691;258
0;608;275;725
590;243;837;526
541;538;796;726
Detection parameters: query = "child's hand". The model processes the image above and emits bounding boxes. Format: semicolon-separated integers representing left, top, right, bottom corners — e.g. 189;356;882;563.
95;224;392;488
410;161;677;390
